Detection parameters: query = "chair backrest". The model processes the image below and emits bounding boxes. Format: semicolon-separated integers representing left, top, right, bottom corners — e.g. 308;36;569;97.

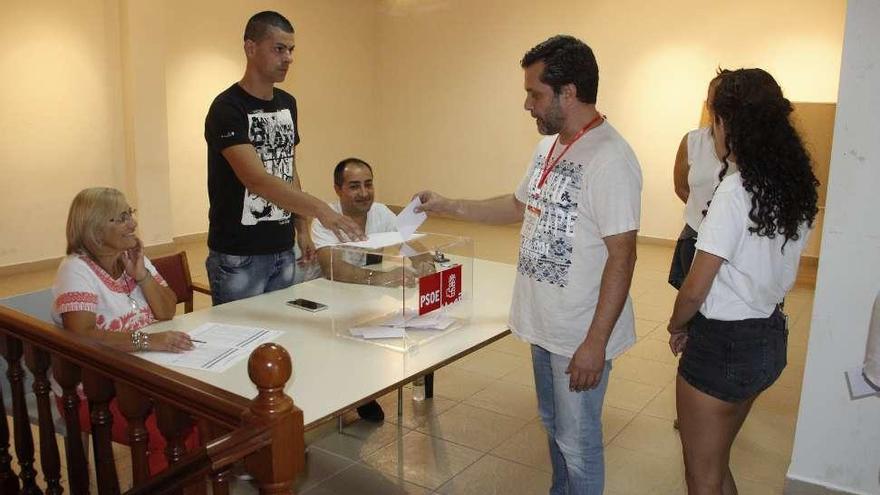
151;251;194;310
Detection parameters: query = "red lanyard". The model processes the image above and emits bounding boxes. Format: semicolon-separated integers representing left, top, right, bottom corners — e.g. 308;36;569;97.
536;114;604;190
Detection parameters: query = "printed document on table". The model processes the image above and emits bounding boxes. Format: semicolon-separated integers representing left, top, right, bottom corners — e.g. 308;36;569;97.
140;323;281;373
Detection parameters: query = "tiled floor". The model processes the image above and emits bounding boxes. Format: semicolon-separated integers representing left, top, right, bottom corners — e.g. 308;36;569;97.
1;217;815;494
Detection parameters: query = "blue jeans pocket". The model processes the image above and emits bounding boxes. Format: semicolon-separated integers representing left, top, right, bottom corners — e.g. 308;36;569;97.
217;254;253;271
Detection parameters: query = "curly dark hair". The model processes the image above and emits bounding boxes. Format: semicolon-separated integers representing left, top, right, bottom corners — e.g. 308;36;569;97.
710;68;819;246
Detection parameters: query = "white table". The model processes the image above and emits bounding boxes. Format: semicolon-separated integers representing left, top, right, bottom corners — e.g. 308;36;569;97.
145;259;515;427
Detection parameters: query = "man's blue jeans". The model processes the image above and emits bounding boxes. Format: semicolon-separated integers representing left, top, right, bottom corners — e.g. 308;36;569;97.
205;250;296;306
531;344;611;495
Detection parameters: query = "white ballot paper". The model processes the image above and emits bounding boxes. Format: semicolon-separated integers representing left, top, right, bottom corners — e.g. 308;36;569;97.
349;326;406;339
140;323;281;373
341;197;427;250
349;308;456;340
396;196;428;240
845;366;880;400
343;231;425;250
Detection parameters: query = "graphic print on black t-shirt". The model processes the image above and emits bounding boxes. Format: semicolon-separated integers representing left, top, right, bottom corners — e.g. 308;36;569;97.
241;109;294;226
518;157;583;288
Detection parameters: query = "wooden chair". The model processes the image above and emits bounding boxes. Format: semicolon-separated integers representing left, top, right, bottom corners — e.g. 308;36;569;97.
150;251;211;313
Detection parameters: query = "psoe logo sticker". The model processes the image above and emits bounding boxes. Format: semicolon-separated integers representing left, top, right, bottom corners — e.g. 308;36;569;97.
441;265;462;306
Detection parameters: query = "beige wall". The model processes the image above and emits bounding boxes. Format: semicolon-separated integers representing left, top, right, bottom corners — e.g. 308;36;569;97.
373;0;847;241
0;0;126;265
165;0;380;238
0;0;846;267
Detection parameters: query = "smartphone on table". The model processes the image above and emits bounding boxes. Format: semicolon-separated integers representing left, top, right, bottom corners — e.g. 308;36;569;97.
286;298;327;312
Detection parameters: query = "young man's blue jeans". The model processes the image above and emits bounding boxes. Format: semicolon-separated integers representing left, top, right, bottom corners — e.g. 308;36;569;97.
205;250;296;306
531;344;611;495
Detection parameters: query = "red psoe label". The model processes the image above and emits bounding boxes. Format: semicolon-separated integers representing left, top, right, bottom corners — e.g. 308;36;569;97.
418;272;442;315
418;264;463;315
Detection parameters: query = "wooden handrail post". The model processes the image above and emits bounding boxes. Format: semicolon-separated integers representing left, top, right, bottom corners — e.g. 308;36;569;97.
24;345;63;494
0;340;21;495
242;343;304;495
83;370;120;495
52;357;89;495
116;383;153;485
3;335;39;494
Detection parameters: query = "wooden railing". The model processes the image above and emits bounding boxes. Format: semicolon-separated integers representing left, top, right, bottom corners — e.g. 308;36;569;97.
0;305;305;494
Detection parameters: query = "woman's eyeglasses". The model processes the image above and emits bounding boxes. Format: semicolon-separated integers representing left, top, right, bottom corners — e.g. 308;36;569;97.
110;208;137;224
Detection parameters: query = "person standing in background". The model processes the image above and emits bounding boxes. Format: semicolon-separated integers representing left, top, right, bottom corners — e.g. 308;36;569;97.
668;71;729;290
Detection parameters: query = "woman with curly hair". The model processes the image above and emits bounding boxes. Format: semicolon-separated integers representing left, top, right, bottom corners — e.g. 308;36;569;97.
666;68;819;494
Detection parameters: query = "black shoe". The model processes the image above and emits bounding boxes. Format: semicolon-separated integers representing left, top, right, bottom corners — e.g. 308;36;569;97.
356;400;385;422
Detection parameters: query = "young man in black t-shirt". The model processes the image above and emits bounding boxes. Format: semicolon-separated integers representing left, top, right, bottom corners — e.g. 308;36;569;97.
204;11;364;305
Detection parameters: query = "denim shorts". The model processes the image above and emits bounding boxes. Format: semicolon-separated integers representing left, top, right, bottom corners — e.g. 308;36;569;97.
678;309;787;403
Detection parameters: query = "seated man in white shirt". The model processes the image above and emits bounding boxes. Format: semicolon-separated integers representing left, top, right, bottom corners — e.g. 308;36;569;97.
311;157;410;422
311;157;405;287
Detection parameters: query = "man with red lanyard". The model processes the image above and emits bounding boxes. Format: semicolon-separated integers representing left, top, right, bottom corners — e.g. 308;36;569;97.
416;35;641;494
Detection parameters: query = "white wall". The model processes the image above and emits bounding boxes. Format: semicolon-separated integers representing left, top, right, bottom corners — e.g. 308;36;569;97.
372;0;846;242
788;1;880;493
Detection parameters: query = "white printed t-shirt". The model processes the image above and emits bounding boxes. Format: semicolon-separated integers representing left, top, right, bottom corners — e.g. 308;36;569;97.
311;201;397;266
52;254;168;332
510;121;642;359
696;172;810;320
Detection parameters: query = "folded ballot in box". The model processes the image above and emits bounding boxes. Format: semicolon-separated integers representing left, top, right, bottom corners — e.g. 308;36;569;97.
328;232;473;352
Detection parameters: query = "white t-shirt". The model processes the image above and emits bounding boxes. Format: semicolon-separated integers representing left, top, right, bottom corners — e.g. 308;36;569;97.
311;201;397;266
696;172;810;320
684;127;725;231
52;254;168;332
510;121;642;359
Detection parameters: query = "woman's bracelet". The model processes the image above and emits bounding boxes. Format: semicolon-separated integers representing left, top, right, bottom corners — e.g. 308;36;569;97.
130;330;151;351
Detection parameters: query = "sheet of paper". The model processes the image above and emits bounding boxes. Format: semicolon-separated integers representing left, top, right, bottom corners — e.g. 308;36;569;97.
139;323;281;373
846;366;880;399
369;309;455;330
189;323;280;350
143;345;248;373
399;242;419;257
406;313;456;330
343;231;425;250
396;197;427;240
350;326;406;339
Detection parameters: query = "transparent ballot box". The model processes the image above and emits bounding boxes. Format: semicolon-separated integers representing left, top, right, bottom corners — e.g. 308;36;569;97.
328;232;474;352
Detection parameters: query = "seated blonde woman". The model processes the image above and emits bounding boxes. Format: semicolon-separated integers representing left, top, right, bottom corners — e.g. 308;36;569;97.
52;186;197;473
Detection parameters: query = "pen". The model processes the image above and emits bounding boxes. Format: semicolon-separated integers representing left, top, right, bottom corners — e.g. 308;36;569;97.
190;339;207;343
